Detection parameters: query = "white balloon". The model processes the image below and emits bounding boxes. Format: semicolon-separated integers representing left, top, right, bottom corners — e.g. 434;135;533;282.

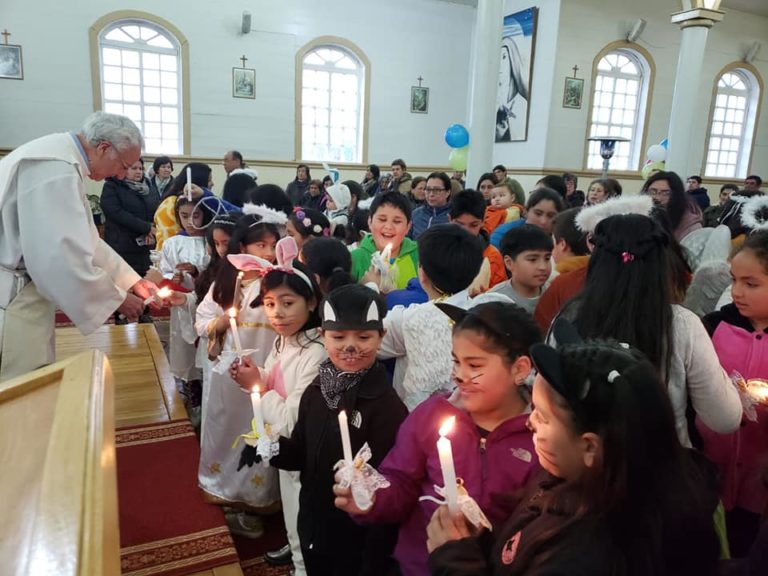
647;144;667;162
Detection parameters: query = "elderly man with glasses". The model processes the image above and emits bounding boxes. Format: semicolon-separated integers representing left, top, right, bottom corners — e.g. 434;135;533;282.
0;111;157;380
410;171;453;240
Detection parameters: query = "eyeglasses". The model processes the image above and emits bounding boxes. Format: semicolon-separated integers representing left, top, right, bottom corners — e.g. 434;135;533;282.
425;187;447;194
648;187;671;198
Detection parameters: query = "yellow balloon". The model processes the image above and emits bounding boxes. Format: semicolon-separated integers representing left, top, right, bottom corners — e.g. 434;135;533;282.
449;146;469;171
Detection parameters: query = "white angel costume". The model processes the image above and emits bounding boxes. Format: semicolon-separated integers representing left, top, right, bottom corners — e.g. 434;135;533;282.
195;277;279;509
160;234;210;381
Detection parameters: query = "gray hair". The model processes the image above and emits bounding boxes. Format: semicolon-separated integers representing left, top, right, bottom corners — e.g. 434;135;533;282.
79;111;144;152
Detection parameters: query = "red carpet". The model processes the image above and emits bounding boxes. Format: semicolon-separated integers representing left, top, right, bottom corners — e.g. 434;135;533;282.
116;420;239;576
232;513;292;576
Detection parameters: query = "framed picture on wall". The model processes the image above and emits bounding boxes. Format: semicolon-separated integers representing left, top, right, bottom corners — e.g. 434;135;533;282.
495;6;538;143
410;86;429;114
0;44;23;80
563;76;584;109
232;67;255;99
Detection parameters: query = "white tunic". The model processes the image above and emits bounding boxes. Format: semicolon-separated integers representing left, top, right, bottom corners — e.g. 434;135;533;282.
261;329;327;576
0;132;139;379
160;235;209;380
195;279;279;508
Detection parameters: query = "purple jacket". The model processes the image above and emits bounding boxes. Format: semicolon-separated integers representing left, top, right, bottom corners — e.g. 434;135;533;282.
358;396;538;576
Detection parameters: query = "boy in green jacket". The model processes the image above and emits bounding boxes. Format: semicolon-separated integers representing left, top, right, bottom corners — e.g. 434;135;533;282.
351;192;419;291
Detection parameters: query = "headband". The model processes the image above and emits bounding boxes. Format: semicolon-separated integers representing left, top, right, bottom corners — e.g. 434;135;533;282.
242;203;289;226
575;195;654;234
227;236;313;290
741;195;768;231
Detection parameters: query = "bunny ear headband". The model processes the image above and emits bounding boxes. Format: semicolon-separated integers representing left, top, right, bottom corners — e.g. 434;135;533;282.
227;236;313;289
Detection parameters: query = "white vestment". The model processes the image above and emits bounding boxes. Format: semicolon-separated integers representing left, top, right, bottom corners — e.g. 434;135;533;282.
0;132;139;380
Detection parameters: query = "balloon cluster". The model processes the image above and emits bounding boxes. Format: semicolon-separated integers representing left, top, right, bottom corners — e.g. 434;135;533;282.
445;124;470;171
641;138;668;180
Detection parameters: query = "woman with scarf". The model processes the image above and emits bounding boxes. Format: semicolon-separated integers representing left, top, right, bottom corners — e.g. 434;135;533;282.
101;156;161;279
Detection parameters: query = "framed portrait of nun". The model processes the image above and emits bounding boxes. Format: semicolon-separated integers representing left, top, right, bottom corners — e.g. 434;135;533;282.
495;6;537;143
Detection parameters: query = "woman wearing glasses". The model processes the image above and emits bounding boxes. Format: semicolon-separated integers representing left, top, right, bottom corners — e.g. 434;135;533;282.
642;171;703;243
410;172;453;240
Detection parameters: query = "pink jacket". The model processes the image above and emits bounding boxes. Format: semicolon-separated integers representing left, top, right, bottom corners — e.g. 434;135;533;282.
700;304;768;514
357;396;538;576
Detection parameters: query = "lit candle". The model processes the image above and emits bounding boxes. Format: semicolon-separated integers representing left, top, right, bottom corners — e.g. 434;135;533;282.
228;308;242;352
250;385;266;436
233;271;244;308
437;416;459;514
746;380;768;404
185;166;193;201
338;410;353;463
143;286;172;306
380;242;393;264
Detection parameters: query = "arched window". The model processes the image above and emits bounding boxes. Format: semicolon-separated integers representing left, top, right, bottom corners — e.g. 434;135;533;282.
704;67;762;178
96;19;183;154
586;47;652;171
297;39;368;163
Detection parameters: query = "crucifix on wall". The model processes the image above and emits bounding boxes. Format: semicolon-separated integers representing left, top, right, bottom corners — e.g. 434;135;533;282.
0;29;24;80
411;75;429;114
232;54;255;99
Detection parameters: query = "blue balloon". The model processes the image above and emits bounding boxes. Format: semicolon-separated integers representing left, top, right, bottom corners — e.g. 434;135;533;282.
659;138;669;149
445;124;470;148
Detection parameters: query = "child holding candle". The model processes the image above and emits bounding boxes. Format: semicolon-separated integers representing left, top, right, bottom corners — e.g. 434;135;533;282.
269;284;408;575
195;211;283;537
229;237;328;575
698;230;768;557
334;301;541;576
160;195;214;410
426;327;722;576
351;192;419;291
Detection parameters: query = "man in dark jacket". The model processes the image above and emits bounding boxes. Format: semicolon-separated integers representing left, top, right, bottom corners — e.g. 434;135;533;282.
687;175;711;210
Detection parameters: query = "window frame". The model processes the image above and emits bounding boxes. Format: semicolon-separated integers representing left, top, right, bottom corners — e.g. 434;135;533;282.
702;63;763;179
89;11;190;155
295;36;370;164
583;41;655;172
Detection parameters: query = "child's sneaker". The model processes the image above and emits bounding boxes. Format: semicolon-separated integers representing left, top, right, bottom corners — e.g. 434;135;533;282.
226;511;265;539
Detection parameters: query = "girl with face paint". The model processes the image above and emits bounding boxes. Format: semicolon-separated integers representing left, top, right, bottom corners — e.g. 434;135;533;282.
333;301;542;576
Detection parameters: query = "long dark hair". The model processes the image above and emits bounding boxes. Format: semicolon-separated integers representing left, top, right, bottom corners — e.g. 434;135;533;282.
300;237;354;294
212;215;280;308
222;173;257;208
573;214;674;378
642;171;688;231
251;260;322;344
164;162;211;200
196;214;241;303
290;208;331;239
520;342;719;576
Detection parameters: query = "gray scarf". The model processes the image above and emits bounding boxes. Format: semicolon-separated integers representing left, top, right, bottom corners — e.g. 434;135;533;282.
126;178;150;196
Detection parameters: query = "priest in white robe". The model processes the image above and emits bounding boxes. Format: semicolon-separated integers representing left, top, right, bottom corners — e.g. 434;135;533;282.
0;111;156;380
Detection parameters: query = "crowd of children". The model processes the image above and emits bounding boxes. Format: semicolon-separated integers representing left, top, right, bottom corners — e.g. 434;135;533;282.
110;155;767;576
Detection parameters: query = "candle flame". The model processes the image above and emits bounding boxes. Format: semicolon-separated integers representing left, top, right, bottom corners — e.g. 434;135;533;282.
156;287;172;299
228;307;237;319
439;416;456;437
237;271;244;279
253;384;260;395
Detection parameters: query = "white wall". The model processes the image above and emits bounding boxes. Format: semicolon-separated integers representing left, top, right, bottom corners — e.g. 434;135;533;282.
0;0;474;165
544;0;768;181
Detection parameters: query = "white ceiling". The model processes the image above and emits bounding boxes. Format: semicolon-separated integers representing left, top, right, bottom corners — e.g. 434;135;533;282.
723;0;768;18
436;0;768;19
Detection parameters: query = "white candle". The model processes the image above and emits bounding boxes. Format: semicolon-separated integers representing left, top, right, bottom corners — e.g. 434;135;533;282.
233;271;244;308
228;308;242;352
143;286;171;306
185;167;193;201
437;416;459;514
338;410;354;463
250;385;266;436
380;242;393;264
